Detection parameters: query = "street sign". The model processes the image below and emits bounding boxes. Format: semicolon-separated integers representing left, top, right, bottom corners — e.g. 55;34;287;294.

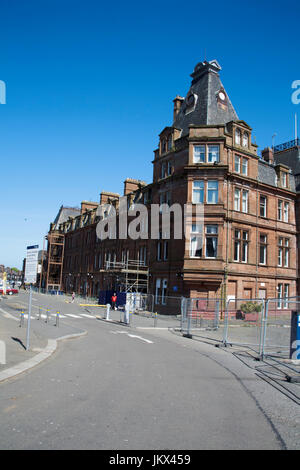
24;244;39;284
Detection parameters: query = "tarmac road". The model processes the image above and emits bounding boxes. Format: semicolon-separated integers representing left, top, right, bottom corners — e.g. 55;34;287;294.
0;291;298;450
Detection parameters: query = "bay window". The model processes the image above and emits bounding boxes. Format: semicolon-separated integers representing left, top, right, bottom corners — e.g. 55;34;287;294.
207;180;218;204
192;181;204;204
205;225;218;258
193;144;220;164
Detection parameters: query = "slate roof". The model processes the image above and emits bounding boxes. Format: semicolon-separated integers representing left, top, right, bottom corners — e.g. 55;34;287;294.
173;60;238;136
274;146;300;176
258;159;296;192
52;206;81;229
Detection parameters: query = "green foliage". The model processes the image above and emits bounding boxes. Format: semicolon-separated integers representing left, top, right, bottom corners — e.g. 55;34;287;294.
240;301;262;313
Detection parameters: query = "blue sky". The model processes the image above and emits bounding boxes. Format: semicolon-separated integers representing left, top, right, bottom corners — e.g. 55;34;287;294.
0;0;299;269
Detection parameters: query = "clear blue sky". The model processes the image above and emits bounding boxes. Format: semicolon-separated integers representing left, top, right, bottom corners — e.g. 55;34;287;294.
0;0;299;269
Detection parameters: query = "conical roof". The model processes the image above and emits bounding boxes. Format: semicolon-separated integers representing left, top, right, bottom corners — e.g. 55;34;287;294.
173;60;238;136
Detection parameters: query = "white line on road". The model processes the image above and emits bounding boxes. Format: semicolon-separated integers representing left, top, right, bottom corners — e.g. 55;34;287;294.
65;314;81;318
128;334;154;344
110;330;154;344
80;313;96;319
136;327;170;330
0;307;19;321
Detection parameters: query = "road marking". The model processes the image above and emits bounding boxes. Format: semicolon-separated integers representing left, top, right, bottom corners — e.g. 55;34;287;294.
65;314;81;318
110;330;153;344
128;334;154;344
80;313;96;319
136;327;170;330
0;307;19;321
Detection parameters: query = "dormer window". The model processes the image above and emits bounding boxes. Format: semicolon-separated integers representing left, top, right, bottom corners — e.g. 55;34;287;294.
193;145;205;163
193;144;220;164
208;145;219;163
281;172;288;188
235;128;241;145
167;135;172;151
242;132;249;148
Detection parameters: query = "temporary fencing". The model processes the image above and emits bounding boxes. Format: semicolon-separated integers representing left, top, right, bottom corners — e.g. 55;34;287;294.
181;296;300;361
181;298;220;338
261;298;300;359
222;298;265;355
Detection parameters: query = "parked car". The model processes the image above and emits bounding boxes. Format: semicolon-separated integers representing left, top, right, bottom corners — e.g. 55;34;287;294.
0;288;19;295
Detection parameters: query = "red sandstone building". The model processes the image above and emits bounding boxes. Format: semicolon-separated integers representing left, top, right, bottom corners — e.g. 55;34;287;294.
43;60;298;305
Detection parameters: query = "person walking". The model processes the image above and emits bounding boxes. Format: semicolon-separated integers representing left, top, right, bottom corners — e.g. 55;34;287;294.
111;293;117;310
71;292;75;303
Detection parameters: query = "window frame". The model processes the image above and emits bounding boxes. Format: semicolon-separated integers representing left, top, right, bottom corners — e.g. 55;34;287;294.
190;224;203;258
193;144;220;164
283;202;289;222
192;180;204;204
278;200;283;220
205;225;218;259
233;229;249;263
260;195;267;218
241;189;249;213
259;234;267;265
207;180;219;204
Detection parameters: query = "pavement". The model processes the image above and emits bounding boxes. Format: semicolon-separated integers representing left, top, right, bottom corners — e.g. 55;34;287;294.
0;294;87;382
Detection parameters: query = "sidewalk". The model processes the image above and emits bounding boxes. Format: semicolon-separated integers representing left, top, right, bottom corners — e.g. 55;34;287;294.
0;300;86;382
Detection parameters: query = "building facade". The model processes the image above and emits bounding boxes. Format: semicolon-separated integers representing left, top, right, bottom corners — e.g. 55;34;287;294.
44;60;298;306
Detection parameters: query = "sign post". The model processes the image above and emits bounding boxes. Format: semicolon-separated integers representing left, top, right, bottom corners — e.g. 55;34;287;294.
26;285;32;351
24;245;39;285
24;245;39;351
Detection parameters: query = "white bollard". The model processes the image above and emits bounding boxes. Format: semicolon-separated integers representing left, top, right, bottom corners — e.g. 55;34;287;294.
106;303;111;321
124;302;130;324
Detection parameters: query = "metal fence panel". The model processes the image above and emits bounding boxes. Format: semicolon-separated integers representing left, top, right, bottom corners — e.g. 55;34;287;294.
181;298;221;338
223;298;265;354
262;299;298;359
126;293;154;317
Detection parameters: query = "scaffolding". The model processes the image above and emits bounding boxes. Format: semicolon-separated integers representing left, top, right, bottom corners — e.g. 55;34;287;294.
46;232;65;291
101;259;149;293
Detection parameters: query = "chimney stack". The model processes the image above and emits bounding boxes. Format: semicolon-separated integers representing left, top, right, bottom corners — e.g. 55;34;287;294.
261;147;274;164
173;96;184;121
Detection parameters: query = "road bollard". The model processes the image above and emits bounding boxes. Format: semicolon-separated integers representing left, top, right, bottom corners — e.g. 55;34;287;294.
124;303;130;325
19;311;24;328
154;311;158;328
55;311;59;327
106;304;110;321
38;307;41;321
46;309;50;324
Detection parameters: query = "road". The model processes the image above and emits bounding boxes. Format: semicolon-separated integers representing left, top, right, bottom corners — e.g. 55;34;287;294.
0;291;294;450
